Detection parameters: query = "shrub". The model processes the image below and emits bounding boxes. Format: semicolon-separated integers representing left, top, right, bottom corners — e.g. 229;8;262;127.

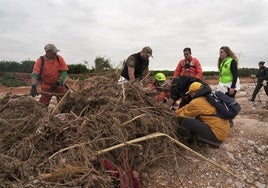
0;73;27;87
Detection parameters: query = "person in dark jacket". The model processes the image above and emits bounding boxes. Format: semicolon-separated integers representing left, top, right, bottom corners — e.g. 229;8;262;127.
249;61;268;101
166;76;211;109
118;46;152;83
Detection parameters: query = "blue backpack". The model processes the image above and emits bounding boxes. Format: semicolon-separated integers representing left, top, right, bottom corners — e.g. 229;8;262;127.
205;91;241;119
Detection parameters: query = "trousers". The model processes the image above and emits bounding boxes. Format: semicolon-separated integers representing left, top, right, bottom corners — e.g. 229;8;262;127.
178;118;221;143
251;81;263;100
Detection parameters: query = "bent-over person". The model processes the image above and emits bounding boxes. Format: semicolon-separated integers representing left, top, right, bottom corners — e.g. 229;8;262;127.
175;82;230;147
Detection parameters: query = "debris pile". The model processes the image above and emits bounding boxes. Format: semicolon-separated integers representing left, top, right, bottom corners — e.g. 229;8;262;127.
0;76;180;187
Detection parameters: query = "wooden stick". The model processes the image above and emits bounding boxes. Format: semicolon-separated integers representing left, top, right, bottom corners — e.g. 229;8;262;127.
51;89;70;114
48;141;91;160
122;83;126;103
140;71;151;83
121;114;146;126
97;132;241;179
48;132;240;179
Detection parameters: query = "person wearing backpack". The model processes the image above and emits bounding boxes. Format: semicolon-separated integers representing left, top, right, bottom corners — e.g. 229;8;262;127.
249;61;268;101
217;46;240;98
175;82;231;147
30;43;69;106
166;76;211;109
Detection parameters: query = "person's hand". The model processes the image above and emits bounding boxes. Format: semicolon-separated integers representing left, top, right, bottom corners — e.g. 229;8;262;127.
170;105;179;111
229;88;235;95
51;81;62;92
263;80;267;86
30;84;38;97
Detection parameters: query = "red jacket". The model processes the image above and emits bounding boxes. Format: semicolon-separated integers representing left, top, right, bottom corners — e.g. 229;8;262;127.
145;82;170;103
173;57;202;79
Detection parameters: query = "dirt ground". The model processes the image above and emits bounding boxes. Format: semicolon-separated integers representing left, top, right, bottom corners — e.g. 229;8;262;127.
0;76;267;187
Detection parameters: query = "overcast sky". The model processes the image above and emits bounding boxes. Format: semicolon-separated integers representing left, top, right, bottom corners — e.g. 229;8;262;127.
0;0;268;71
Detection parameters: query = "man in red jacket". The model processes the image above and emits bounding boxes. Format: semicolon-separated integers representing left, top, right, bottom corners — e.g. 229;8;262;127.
30;43;69;106
173;47;203;79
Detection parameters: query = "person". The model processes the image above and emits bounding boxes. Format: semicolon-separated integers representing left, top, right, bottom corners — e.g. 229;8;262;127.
30;43;69;106
166;76;211;109
144;72;170;103
175;82;230;147
249;61;268;101
173;47;202;79
217;46;240;98
118;46;153;83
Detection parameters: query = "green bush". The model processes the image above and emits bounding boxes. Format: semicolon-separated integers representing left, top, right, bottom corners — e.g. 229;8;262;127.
0;73;27;87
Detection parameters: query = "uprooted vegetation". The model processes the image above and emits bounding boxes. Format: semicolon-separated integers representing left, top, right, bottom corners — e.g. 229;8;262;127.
0;74;267;187
0;74;182;187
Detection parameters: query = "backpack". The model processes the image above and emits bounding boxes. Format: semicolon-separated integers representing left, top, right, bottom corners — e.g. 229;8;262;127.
38;55;59;81
205;91;241;119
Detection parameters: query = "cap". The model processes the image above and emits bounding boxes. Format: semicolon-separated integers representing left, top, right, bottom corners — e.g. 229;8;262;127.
185;82;202;94
142;46;153;57
44;43;60;53
259;61;265;65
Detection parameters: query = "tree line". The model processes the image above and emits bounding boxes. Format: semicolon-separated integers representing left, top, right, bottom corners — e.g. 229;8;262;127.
0;58;258;77
0;56;114;74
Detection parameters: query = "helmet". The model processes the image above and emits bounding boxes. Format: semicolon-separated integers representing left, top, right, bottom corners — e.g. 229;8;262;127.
154;73;166;81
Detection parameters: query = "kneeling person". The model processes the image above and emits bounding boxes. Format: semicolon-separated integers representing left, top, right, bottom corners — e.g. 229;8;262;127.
145;72;170;103
175;82;230;147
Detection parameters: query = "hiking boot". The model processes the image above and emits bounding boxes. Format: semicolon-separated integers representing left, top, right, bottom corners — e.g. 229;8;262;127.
196;136;221;148
179;135;197;145
229;119;234;127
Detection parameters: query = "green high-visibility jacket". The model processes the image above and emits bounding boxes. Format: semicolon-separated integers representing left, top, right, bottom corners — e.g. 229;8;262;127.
219;57;233;83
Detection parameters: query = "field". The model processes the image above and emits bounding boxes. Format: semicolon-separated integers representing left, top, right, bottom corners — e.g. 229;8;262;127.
0;74;267;187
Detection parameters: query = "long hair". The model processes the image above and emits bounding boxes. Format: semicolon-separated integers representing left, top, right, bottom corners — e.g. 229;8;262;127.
218;46;238;70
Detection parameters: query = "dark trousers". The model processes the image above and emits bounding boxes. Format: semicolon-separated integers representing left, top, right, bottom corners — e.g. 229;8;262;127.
264;85;268;95
178;118;221;143
251;82;263;100
225;87;237;98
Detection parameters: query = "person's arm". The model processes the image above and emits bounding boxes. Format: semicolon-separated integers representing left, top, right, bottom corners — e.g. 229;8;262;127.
144;66;149;76
31;73;38;85
58;71;67;83
128;66;135;80
230;59;238;89
31;58;42;85
30;60;40;97
173;61;182;78
126;58;136;81
194;59;203;79
264;67;268;80
175;99;200;118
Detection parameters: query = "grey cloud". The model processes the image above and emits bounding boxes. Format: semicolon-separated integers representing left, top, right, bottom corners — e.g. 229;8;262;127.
0;0;267;71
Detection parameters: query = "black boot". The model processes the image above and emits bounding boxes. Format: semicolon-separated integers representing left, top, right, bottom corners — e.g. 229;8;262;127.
229;119;234;127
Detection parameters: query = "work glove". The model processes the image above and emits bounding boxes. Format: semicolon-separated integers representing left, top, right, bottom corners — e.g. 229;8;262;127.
51;81;62;92
30;84;38;97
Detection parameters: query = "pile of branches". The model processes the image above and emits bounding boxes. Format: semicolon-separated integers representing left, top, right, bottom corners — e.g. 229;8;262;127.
0;76;180;187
